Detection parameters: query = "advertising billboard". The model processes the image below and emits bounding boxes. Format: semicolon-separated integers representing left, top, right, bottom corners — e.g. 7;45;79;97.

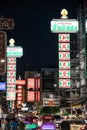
85;19;87;33
58;33;71;88
59;43;70;51
6;58;16;100
51;19;79;33
17;85;23;108
43;98;59;106
27;91;35;102
59;52;70;60
7;46;23;57
0;82;6;90
35;78;40;90
59;70;70;78
59;61;70;69
59;79;71;88
36;91;40;102
16;80;25;85
27;78;34;90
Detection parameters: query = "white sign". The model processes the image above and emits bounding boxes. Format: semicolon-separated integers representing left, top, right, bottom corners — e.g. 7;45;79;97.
51;19;79;33
21;107;28;111
43;98;59;106
7;46;23;57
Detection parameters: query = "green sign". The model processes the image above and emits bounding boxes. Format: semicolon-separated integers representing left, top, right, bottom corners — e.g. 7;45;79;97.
51;19;79;33
25;124;37;129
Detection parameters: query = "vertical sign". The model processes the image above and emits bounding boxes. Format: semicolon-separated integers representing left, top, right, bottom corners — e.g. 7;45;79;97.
17;85;23;108
50;9;79;89
6;41;23;102
58;34;71;88
16;79;25;108
35;78;40;102
6;58;16;100
27;78;35;102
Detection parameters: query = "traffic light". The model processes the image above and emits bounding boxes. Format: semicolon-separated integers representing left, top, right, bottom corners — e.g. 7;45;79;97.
0;31;7;75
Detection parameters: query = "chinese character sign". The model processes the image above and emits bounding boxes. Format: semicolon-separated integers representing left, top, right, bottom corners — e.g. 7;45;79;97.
6;58;16;100
58;34;71;88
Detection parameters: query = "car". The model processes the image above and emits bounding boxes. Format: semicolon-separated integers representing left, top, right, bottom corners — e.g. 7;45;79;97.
68;119;83;130
80;118;87;130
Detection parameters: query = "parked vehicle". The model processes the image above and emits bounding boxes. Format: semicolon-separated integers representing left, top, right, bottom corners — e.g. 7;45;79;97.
80;118;87;130
68;119;83;130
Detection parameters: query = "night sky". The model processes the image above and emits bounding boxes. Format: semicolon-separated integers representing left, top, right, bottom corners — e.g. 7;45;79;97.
0;0;83;77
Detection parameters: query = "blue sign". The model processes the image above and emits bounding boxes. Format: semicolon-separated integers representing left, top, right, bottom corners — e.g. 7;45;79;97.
0;82;6;90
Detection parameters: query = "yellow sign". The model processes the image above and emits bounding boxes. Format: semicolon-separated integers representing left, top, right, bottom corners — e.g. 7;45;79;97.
72;105;81;109
61;9;68;19
70;124;82;130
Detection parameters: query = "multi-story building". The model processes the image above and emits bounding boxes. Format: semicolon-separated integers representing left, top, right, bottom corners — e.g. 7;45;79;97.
40;68;59;107
59;1;87;114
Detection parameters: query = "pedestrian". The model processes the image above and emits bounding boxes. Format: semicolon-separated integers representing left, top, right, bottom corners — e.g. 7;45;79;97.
18;120;25;130
60;120;70;130
37;117;42;128
1;118;6;130
9;118;17;130
5;118;10;130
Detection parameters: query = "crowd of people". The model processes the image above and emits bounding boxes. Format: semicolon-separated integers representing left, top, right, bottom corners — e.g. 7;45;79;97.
0;113;87;130
0;117;18;130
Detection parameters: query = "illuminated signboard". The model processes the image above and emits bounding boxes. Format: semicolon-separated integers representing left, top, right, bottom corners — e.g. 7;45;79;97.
6;46;23;57
59;61;70;69
43;98;59;106
16;80;25;85
0;18;14;30
35;78;40;89
41;122;56;130
85;19;87;33
28;78;34;89
50;9;78;89
27;91;34;102
36;91;40;102
59;52;70;60
51;19;79;33
0;82;6;90
59;79;71;88
6;58;16;100
59;70;70;78
7;85;16;91
59;43;70;51
17;85;23;108
59;34;70;42
6;92;16;100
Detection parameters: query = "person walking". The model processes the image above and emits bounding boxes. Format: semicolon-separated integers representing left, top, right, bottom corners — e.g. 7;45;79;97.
5;118;10;130
60;119;70;130
1;118;6;130
17;120;25;130
9;118;17;130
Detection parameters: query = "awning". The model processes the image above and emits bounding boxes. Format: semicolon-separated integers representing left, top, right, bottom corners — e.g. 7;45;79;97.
72;105;81;109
